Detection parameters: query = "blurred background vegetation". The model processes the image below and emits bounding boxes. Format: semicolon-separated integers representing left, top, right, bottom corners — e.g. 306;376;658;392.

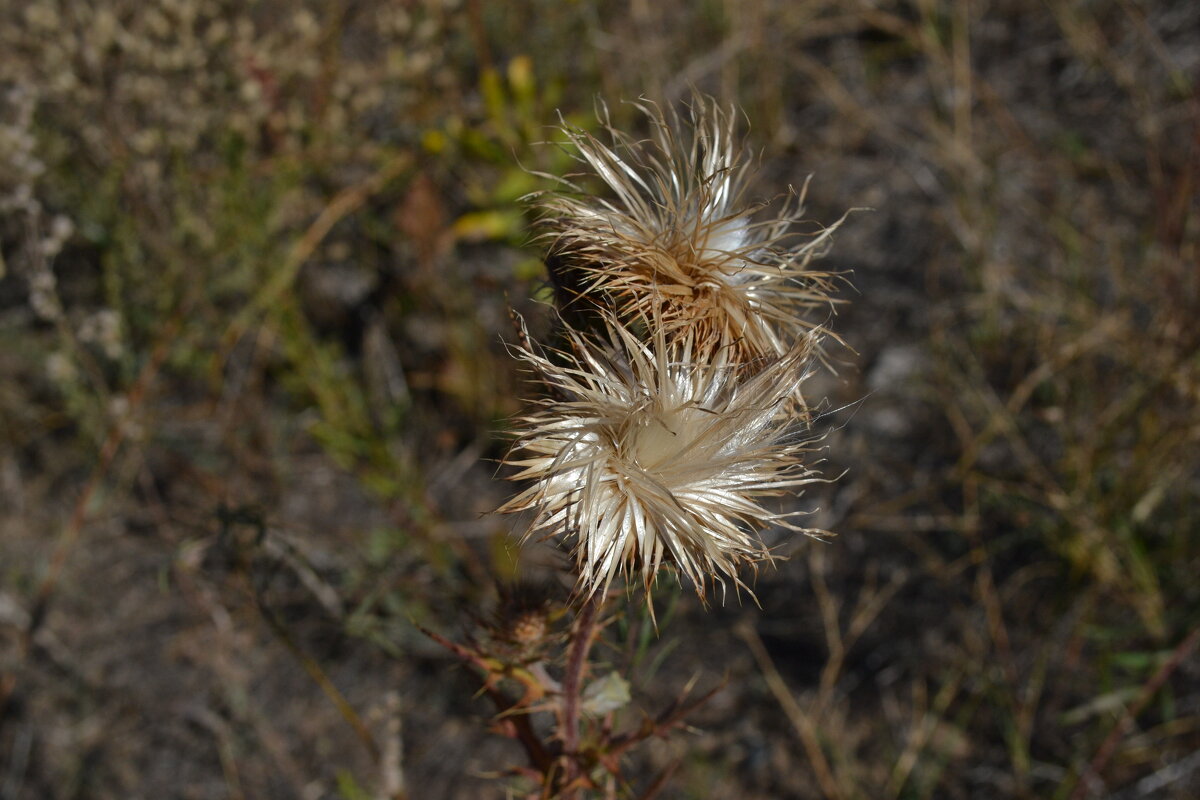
0;0;1197;798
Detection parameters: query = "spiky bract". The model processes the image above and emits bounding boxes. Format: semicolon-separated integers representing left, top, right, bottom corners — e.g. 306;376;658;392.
540;98;845;363
500;319;823;603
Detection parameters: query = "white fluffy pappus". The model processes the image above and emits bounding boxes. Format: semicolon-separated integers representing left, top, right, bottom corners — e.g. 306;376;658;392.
499;317;828;604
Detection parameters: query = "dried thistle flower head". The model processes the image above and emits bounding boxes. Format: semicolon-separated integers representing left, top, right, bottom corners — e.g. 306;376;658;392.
500;317;825;604
540;97;848;363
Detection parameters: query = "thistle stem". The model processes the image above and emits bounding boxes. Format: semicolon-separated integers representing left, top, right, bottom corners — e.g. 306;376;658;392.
560;592;604;795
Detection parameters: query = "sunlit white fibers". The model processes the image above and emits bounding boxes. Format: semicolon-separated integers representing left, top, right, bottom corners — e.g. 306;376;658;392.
500;318;826;603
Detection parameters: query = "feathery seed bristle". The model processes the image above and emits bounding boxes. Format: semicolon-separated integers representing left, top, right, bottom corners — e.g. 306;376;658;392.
539;97;848;364
500;316;825;603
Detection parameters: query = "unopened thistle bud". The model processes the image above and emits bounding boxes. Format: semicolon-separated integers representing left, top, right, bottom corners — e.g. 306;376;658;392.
489;582;556;662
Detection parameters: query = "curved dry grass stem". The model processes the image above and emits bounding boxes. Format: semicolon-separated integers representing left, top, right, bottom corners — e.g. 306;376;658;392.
736;619;844;800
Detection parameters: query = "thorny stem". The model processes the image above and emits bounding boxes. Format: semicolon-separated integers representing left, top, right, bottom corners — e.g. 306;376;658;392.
560;592;604;797
422;587;722;799
416;625;552;773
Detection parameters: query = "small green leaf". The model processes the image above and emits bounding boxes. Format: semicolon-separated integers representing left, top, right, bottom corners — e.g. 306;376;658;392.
335;769;372;800
582;672;631;715
453;210;524;242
